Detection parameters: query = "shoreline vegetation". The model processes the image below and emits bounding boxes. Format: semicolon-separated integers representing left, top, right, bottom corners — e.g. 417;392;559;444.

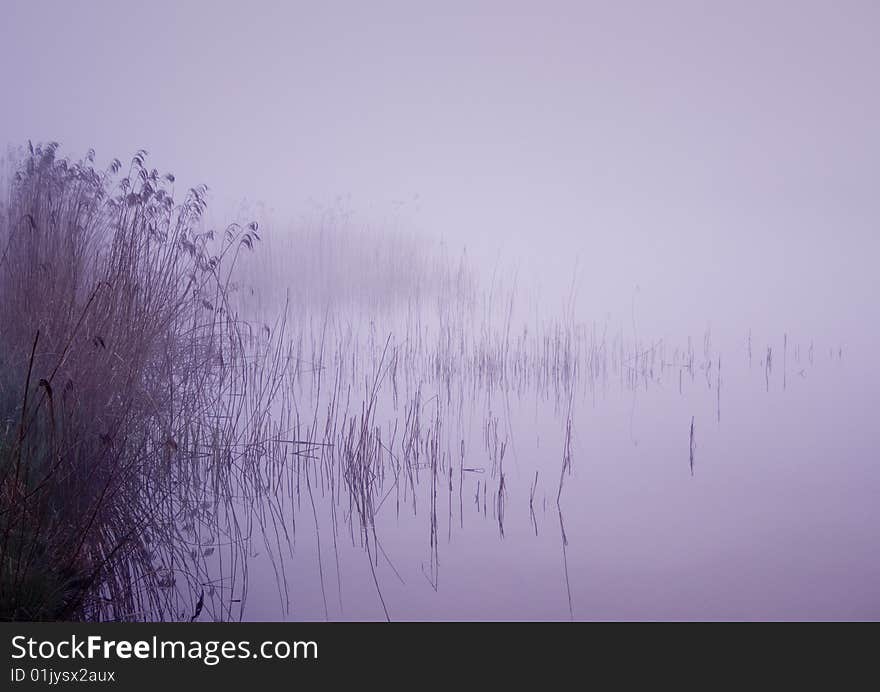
0;142;287;620
0;141;483;621
0;142;837;622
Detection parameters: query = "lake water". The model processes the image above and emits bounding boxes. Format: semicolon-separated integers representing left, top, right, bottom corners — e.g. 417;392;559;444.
221;300;877;621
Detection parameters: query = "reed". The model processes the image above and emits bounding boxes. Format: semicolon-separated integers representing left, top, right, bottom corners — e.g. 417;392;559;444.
689;416;695;477
0;141;834;621
0;143;286;620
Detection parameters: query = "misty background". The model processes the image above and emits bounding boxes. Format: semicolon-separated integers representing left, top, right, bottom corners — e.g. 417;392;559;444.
2;0;880;622
2;0;877;343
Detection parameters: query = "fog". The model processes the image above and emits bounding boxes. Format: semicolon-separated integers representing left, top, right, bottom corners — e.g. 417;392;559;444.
3;1;878;339
2;1;878;621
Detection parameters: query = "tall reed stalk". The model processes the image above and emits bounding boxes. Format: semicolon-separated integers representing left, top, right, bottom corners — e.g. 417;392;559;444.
0;143;285;621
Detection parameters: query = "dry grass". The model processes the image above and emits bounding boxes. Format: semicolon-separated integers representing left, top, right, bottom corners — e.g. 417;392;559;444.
0;142;286;621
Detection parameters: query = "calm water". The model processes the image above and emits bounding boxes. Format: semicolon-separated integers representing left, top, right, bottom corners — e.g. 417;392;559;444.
228;312;877;621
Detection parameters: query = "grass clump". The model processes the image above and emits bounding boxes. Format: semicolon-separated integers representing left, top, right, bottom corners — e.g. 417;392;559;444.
0;142;282;621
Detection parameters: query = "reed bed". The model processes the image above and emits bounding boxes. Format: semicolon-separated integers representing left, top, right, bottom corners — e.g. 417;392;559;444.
0;141;831;621
0;143;287;620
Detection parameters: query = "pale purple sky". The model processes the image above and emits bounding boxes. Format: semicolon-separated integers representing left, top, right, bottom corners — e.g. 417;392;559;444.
2;0;877;339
